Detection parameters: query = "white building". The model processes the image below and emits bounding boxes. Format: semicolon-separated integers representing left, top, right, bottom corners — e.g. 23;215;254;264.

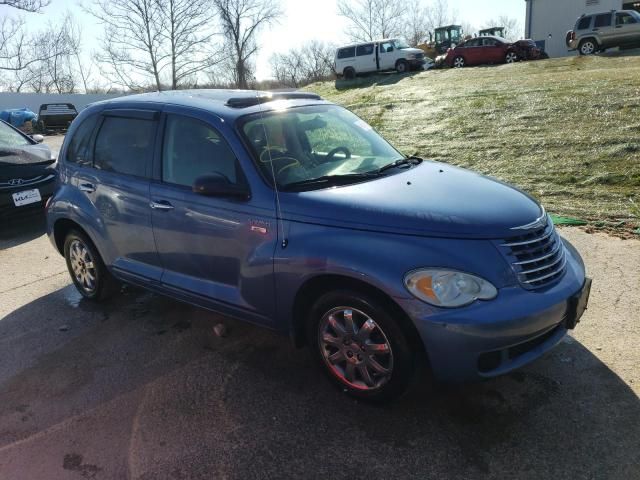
524;0;640;57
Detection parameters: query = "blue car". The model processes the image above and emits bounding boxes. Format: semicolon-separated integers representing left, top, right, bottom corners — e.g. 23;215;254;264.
46;90;591;401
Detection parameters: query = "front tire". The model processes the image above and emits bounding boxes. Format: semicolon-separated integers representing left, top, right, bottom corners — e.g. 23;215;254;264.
64;230;118;301
396;59;409;73
453;56;465;68
307;290;415;402
578;39;597;55
505;51;519;64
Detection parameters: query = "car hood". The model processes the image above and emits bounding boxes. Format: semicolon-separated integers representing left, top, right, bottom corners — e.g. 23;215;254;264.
0;145;56;181
402;47;425;55
280;161;543;239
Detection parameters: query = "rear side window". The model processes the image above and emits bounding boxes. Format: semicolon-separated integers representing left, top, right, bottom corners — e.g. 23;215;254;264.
594;13;612;28
356;44;374;56
577;16;592;30
465;38;481;47
162;115;241;188
94;116;156;177
66;114;98;166
337;47;355;59
482;38;499;46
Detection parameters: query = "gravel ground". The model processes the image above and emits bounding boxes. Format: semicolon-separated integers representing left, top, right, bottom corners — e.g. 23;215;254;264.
0;216;638;480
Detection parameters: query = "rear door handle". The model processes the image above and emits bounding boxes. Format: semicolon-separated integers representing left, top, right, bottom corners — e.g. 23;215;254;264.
79;183;95;193
150;200;174;211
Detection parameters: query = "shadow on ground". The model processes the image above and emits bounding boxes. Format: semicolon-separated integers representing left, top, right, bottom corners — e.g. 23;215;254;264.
0;212;46;250
0;286;638;479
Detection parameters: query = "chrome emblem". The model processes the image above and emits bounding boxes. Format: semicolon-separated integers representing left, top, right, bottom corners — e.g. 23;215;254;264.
8;178;24;186
511;207;548;230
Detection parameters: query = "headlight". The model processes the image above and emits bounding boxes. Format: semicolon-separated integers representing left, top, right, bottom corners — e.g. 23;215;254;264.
406;54;417;59
404;269;497;308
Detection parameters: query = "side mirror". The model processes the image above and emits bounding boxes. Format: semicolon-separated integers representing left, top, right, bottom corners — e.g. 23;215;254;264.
32;134;44;144
192;173;250;200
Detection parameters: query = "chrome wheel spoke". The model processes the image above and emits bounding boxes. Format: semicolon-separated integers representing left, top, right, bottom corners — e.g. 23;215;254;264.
365;342;390;354
356;318;375;342
323;333;342;348
328;350;345;364
358;364;374;387
343;309;356;335
327;314;346;336
368;356;390;375
345;363;356;383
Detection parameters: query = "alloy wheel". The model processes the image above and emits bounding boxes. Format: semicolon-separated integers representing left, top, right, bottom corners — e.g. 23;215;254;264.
69;239;97;293
318;307;394;391
453;57;465;68
581;41;595;55
506;52;518;63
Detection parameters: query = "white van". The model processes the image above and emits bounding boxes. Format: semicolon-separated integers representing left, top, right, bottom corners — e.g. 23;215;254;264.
335;39;431;79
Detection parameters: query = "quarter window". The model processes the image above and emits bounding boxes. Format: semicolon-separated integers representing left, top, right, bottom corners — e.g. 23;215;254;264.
94;116;156;177
66;114;98;166
356;44;374;56
162;115;241;187
577;16;592;30
337;47;355;59
594;13;612;28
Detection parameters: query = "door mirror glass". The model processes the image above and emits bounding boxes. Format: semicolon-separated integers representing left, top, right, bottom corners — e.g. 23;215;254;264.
192;173;250;200
31;134;44;143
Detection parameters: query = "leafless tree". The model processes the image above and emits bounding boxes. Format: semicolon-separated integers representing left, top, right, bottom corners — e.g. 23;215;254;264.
338;0;407;42
483;16;523;41
403;1;430;46
270;41;335;88
0;0;50;12
87;0;165;91
157;0;222;89
213;0;282;89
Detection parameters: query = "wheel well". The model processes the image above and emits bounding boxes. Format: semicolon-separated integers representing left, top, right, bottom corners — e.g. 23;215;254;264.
291;274;425;355
580;37;599;46
53;218;88;254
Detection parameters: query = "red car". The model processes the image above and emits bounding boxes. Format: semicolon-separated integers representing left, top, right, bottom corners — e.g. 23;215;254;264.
444;36;519;68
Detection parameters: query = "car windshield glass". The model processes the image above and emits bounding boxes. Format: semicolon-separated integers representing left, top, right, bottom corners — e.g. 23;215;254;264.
0;121;30;148
392;39;410;49
240;105;403;189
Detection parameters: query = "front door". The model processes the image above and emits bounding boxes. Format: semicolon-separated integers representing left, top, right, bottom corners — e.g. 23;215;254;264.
378;41;396;70
149;108;277;325
615;11;640;46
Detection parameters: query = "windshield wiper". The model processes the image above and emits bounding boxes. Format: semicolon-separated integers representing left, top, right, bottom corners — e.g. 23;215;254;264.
376;156;423;174
281;172;380;192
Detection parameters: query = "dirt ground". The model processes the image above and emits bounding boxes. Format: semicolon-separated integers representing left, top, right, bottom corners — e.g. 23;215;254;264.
0;214;638;479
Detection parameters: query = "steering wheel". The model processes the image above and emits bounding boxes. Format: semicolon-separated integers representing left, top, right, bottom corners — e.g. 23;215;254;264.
325;146;351;162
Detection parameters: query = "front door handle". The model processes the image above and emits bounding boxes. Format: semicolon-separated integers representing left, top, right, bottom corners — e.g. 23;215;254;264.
79;183;95;193
150;200;174;211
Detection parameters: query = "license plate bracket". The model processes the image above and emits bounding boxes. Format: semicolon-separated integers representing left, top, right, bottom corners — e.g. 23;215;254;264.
566;277;592;329
12;188;42;207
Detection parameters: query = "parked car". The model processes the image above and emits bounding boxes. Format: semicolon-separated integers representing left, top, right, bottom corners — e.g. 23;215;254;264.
0;120;56;220
566;10;640;55
513;39;548;60
46;90;591;402
335;39;430;79
444;36;519;68
36;103;78;133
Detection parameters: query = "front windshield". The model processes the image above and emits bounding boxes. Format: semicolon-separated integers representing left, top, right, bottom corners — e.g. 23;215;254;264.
0;121;30;148
240;105;403;189
392;39;410;49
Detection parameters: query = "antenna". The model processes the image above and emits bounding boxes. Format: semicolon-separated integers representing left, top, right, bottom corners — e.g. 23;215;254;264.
255;91;288;249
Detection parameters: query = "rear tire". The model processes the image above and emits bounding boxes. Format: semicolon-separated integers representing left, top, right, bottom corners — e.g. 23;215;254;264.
578;39;597;55
343;67;356;80
64;230;119;301
307;290;415;403
453;56;465;68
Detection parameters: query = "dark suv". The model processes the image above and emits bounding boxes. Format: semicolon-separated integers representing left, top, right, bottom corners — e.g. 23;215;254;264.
46;90;590;401
567;10;640;55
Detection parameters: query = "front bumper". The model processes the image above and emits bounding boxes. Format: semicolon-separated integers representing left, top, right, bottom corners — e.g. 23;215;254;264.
400;241;587;383
0;179;56;219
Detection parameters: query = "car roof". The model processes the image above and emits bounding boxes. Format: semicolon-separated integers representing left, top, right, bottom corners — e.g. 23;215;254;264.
84;89;331;122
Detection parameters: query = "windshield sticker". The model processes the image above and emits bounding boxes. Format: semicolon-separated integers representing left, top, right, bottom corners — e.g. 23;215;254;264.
354;119;373;131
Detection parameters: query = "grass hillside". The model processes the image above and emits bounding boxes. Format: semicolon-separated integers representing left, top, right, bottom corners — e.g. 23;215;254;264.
304;56;640;233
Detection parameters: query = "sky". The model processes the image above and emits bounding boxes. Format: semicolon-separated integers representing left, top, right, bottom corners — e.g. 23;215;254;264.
8;0;526;83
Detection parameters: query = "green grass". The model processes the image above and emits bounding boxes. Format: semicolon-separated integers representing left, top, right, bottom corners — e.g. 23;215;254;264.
304;55;640;232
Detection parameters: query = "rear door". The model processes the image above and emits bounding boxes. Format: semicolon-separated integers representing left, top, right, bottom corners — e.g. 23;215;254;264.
460;38;482;65
149;107;277;325
355;43;376;73
593;13;614;47
481;37;506;63
88;109;163;282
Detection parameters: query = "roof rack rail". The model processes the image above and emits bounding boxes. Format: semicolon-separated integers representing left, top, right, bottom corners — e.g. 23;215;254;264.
226;92;322;108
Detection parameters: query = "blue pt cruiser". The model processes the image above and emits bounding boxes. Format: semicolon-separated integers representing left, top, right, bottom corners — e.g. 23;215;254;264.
46;90;591;401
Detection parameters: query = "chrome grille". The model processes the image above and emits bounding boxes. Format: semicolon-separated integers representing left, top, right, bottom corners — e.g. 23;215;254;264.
498;216;567;289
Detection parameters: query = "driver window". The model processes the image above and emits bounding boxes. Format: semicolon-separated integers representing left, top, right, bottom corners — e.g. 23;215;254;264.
162;115;240;187
300;113;373;159
380;42;393;53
